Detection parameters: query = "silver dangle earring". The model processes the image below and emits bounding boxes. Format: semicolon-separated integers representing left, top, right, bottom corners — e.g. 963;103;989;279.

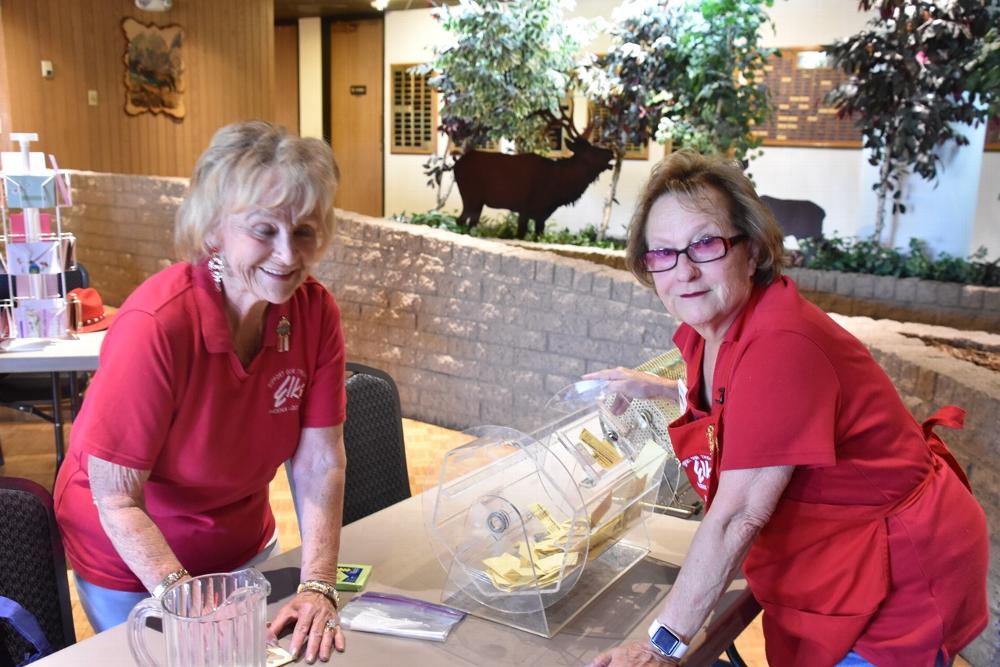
208;252;224;292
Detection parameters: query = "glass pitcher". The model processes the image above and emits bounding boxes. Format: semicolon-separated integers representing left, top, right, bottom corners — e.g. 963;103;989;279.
128;568;271;667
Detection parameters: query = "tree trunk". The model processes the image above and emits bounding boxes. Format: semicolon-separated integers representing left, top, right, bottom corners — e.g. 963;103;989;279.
598;152;624;242
432;137;453;211
874;156;890;244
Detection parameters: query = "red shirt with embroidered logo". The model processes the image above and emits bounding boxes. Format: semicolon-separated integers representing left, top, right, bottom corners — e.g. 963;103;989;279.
54;262;346;591
671;276;987;666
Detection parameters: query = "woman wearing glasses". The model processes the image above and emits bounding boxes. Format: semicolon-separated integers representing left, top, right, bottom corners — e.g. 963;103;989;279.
587;151;987;667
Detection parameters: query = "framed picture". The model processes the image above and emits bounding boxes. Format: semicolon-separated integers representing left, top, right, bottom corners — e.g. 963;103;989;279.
121;17;185;119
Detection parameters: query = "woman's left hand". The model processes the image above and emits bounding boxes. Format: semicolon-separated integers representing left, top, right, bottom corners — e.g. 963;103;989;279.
267;590;345;663
589;641;677;667
583;367;679;403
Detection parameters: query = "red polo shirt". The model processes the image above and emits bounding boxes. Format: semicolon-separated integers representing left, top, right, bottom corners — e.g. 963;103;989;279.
672;277;987;665
55;262;346;591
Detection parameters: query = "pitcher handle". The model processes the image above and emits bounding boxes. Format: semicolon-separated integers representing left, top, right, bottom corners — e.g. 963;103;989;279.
127;597;163;667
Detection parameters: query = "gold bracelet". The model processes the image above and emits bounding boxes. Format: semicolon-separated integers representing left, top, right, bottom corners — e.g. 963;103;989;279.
297;579;340;609
153;567;189;598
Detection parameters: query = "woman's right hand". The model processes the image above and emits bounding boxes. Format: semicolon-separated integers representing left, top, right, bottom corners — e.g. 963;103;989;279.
583;367;679;403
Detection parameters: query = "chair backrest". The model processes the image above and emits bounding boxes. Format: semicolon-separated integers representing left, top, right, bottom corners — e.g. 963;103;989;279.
341;363;411;525
760;195;826;241
0;478;75;664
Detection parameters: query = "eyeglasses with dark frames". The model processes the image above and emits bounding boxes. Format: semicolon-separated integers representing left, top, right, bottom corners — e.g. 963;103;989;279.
642;234;748;273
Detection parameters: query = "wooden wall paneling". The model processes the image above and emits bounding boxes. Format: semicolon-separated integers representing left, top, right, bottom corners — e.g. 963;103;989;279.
246;0;258;125
78;4;102;170
0;4;12;151
217;0;233;127
261;2;274;125
185;0;204;173
261;2;274;124
71;5;90;169
1;0;275;177
274;24;299;134
4;1;38;144
95;4;117;172
42;1;65;161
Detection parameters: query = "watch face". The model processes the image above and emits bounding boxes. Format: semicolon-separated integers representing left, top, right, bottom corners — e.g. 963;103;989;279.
651;627;681;657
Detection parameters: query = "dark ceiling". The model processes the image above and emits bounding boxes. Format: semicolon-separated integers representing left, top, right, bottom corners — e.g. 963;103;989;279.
274;0;454;20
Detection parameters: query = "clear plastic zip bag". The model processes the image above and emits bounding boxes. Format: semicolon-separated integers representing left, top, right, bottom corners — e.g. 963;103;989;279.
338;592;466;642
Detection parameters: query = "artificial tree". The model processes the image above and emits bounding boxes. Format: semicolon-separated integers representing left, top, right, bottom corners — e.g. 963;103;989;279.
825;0;1000;243
416;0;591;210
579;0;776;240
651;0;776;160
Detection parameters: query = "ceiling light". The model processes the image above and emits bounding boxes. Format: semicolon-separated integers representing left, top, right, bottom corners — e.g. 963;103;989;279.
371;0;390;11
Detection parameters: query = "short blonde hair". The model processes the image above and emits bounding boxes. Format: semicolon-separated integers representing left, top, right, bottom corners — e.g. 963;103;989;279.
175;121;340;262
625;150;784;288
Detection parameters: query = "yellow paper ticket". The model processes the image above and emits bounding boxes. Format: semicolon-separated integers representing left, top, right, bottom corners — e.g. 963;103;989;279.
580;428;622;468
529;503;561;534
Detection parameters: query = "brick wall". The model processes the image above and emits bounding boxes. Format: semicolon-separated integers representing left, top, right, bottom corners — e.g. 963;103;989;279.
505;245;1000;333
66;172;185;307
318;214;677;432
64;172;999;663
787;267;1000;333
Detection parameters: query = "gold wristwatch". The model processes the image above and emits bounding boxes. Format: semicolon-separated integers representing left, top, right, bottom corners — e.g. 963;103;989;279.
297;579;340;609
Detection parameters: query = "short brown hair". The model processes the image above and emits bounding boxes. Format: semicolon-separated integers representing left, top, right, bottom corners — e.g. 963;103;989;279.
625;150;784;288
175;121;340;262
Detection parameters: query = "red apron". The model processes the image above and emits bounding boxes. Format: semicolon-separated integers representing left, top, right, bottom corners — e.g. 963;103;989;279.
668;384;971;666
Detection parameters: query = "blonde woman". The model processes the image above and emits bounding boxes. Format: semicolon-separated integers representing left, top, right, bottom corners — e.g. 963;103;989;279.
56;122;347;663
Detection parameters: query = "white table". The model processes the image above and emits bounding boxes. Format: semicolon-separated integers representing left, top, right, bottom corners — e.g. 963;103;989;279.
37;494;760;666
0;332;105;467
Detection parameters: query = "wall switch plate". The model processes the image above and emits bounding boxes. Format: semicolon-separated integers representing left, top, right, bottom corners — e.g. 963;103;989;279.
41;60;54;79
87;90;98;106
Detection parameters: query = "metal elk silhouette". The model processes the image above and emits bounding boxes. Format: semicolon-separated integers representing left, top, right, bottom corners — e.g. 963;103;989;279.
453;114;613;239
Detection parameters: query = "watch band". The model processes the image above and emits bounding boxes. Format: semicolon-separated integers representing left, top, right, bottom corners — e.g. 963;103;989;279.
297;579;340;609
152;567;190;598
647;619;689;660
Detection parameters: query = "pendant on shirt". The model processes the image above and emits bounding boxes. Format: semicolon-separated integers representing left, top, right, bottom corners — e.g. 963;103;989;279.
706;423;718;456
276;316;291;353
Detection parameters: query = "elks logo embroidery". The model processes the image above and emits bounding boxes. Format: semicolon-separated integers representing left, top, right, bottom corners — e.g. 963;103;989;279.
681;454;712;492
267;368;307;414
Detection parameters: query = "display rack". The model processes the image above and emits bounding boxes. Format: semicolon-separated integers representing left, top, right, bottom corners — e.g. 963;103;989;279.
0;132;77;342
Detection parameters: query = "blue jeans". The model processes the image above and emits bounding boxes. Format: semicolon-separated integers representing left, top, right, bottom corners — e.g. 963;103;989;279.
836;650;953;667
75;530;280;633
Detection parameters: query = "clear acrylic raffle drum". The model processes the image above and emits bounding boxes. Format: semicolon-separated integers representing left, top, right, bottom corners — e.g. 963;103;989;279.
424;377;678;637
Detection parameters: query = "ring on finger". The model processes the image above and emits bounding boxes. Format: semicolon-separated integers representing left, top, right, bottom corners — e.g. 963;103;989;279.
324;618;339;632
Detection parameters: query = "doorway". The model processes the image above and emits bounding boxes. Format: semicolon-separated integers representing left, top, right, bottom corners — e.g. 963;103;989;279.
329;19;383;217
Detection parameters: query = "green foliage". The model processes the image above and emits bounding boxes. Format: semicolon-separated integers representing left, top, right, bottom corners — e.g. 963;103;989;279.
825;1;1000;236
579;0;776;164
800;235;1000;287
418;0;590;154
391;211;626;250
652;0;777;162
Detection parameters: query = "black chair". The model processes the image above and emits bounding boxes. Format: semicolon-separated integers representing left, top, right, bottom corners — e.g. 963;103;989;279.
286;362;410;527
0;478;75;665
0;263;91;469
341;363;410;524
